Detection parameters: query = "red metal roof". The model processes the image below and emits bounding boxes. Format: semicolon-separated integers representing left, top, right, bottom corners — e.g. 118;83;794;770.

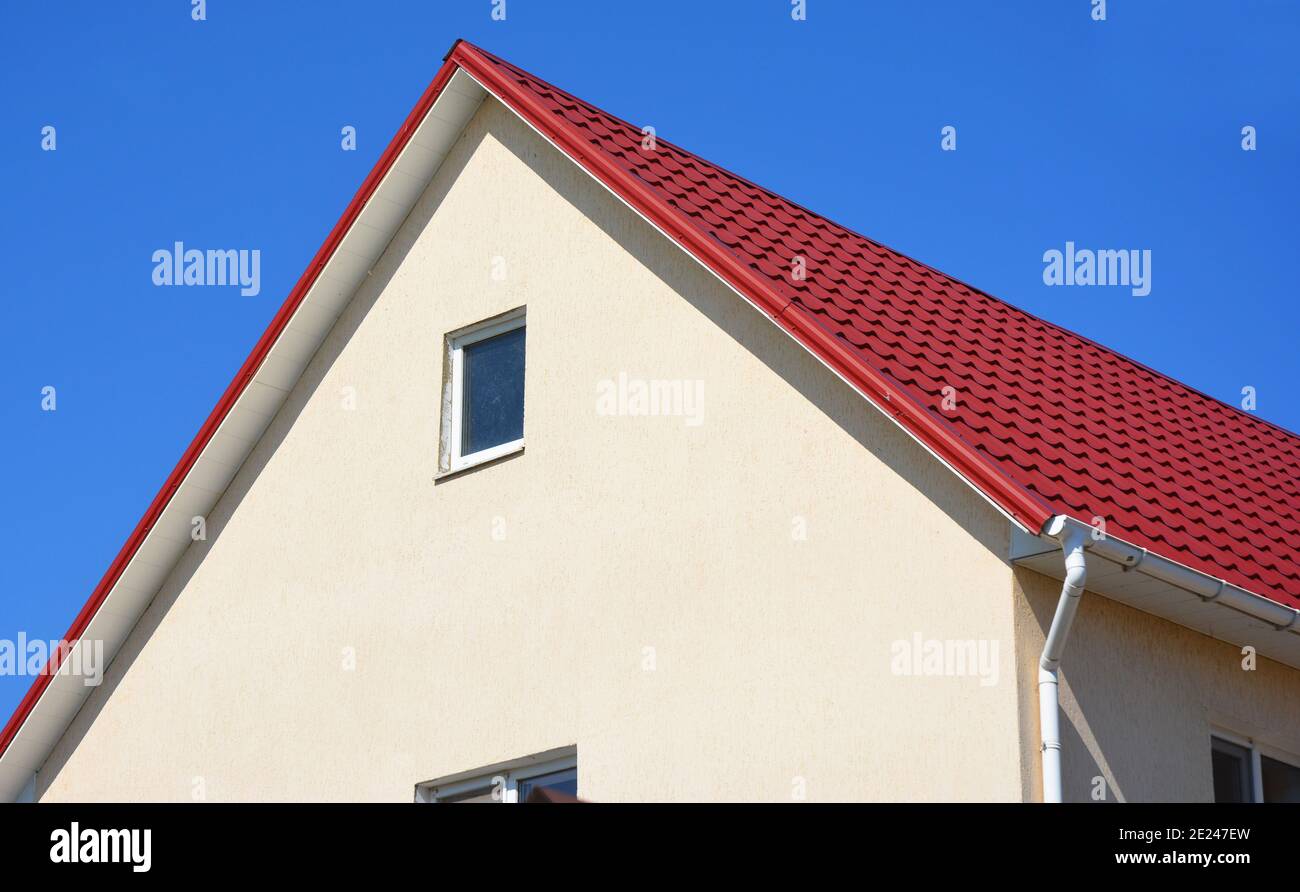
4;40;1298;768
459;43;1300;607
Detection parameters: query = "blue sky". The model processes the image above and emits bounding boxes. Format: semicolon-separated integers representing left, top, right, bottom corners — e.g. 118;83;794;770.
1;1;1297;723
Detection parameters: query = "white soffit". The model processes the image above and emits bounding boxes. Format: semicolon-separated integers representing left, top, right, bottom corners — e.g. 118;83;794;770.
0;70;487;802
1010;528;1300;671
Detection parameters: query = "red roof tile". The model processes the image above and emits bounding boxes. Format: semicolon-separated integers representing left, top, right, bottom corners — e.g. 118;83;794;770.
462;44;1300;608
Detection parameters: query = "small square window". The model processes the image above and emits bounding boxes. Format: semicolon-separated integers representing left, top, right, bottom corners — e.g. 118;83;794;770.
444;309;525;472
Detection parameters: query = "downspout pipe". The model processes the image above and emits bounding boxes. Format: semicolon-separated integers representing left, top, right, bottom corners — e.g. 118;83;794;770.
1038;515;1090;803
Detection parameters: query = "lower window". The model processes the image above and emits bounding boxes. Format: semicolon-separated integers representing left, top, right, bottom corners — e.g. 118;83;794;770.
416;746;577;803
1211;733;1300;802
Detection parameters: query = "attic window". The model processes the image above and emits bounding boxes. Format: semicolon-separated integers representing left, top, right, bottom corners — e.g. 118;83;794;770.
444;308;526;473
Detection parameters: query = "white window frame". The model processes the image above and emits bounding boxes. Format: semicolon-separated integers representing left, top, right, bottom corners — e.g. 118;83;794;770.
443;307;526;474
414;746;576;803
1211;727;1300;803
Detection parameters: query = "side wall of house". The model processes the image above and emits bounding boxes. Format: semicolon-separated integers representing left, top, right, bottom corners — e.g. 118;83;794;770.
1014;567;1300;801
38;98;1022;802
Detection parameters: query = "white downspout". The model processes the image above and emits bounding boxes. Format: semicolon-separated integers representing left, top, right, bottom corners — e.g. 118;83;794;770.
1038;516;1089;803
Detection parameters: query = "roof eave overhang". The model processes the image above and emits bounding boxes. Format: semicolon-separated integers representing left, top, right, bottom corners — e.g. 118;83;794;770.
1012;516;1300;670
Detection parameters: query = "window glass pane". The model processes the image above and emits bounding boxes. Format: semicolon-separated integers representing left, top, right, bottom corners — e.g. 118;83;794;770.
440;787;497;803
1211;737;1253;803
518;768;577;802
461;325;525;456
1261;755;1300;803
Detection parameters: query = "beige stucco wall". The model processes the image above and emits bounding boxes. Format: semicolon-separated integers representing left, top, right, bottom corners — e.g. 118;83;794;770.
36;97;1025;802
1014;567;1300;802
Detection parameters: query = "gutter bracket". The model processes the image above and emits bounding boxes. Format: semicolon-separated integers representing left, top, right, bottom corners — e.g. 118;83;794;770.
1272;609;1299;633
1198;579;1226;603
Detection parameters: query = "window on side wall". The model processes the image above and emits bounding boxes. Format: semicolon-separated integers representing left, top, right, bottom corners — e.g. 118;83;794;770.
1211;733;1300;802
442;308;526;473
415;747;577;803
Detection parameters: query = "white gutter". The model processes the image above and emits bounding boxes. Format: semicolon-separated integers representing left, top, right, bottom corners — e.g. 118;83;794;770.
1037;515;1089;803
1080;525;1300;634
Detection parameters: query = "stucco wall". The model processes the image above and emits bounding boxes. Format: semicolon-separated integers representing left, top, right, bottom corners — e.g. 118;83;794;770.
38;97;1023;802
1014;567;1300;802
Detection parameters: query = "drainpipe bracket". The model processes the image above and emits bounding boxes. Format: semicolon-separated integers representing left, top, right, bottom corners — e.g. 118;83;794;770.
1197;579;1226;603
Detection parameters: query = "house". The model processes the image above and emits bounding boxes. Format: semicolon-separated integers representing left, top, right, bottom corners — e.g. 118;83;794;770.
3;40;1298;803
